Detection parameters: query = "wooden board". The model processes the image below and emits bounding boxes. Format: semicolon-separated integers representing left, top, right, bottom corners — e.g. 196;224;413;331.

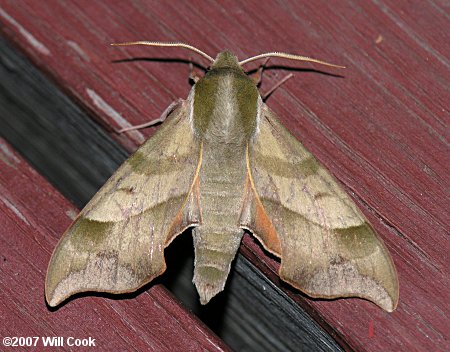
0;1;448;351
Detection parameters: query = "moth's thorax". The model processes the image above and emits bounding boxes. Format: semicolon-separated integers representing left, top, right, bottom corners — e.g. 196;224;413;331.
192;51;259;145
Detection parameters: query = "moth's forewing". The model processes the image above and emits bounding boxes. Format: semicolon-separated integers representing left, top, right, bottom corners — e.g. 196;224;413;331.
243;105;399;312
45;101;202;307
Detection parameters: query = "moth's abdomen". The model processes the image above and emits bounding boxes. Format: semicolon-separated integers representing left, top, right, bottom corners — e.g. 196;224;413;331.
193;153;246;304
192;226;243;304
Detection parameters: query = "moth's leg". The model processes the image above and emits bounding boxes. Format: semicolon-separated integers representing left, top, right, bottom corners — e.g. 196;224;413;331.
252;58;271;87
189;61;201;84
252;58;292;99
261;73;294;101
117;99;183;133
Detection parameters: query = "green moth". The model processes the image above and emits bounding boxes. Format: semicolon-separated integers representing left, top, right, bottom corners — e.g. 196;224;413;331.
45;42;399;312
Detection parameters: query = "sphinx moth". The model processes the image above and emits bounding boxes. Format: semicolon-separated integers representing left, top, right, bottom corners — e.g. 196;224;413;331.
45;42;399;312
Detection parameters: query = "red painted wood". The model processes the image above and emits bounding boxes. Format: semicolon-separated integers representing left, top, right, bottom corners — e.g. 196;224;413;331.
0;138;230;352
1;1;448;350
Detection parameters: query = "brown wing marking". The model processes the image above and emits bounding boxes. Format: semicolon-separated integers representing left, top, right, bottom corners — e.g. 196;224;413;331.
240;148;282;257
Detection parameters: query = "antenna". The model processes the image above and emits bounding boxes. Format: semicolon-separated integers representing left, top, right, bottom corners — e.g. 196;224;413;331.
111;41;214;63
239;52;345;69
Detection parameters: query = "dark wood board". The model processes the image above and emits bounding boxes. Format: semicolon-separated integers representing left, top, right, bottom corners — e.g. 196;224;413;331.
0;1;448;351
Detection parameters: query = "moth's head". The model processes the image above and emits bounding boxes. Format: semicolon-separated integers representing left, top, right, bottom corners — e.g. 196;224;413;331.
210;51;244;73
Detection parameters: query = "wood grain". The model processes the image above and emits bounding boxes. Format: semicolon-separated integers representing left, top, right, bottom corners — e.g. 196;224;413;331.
0;1;448;351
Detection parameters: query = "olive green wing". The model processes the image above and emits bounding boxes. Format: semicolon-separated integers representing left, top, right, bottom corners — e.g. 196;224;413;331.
45;100;202;307
241;105;399;311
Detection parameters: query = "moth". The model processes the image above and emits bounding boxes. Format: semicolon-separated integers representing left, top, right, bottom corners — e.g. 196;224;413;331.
45;41;399;312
